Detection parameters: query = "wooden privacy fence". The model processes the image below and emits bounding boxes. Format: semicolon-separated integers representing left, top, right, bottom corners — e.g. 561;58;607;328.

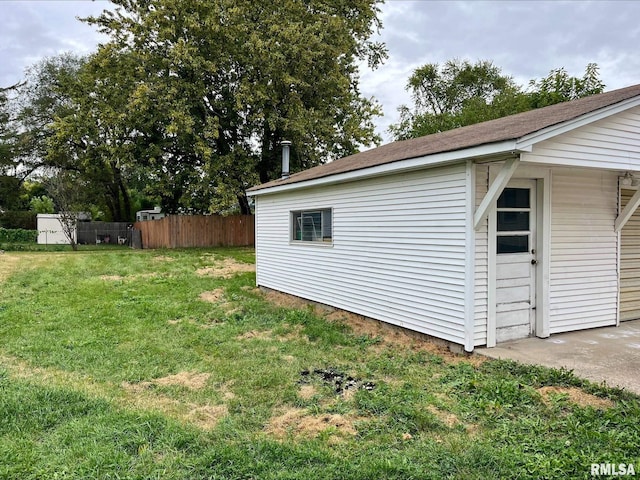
133;215;254;249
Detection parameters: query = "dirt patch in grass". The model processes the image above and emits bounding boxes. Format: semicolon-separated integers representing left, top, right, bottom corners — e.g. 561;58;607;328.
260;289;484;365
427;404;461;428
152;255;175;262
199;289;225;303
100;273;159;282
237;329;273;340
265;408;358;440
196;257;255;279
198;289;240;315
263;290;315;310
187;404;229;430
218;382;236;401
327;310;482;364
537;386;614;409
154;371;211;390
2;354;225;430
100;274;125;281
120;388;227;430
298;385;318;400
122;371;210;391
278;324;309;343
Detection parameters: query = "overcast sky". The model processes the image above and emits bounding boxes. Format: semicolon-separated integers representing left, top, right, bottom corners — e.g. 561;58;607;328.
2;0;639;144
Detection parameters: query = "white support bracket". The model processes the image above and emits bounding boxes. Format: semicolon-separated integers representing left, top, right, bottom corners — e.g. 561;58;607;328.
615;187;640;232
473;157;520;230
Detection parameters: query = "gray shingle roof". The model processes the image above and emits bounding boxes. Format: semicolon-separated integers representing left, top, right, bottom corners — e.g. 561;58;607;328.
248;84;640;192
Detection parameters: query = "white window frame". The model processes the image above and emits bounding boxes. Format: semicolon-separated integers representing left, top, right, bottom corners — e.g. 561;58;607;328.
290;208;333;244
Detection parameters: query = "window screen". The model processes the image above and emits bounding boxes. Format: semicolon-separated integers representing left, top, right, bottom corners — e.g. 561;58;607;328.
292;209;332;243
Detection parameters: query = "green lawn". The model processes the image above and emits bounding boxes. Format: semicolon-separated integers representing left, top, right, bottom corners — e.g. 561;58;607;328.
0;249;638;479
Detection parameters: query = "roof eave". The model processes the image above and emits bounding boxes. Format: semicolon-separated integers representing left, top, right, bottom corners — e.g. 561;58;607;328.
247;140;520;197
516;95;640;151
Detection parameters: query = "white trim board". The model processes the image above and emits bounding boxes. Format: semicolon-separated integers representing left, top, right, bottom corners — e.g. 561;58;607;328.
248;141;520;196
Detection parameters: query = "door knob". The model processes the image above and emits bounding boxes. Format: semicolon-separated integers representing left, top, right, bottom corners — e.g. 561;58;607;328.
531;259;537;265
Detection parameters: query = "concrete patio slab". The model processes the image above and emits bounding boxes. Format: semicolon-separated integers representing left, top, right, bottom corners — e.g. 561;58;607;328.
476;319;640;395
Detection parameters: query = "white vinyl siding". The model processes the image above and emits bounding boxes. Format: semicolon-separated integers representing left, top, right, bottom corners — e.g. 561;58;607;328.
549;168;618;333
255;164;468;345
521;105;640;170
474;164;489;345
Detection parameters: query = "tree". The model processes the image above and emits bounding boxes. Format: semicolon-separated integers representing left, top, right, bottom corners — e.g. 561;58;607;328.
45;49;140;221
14;53;140;222
0;85;18;172
0;83;25;211
390;60;605;140
44;170;88;251
527;63;605;108
29;195;55;214
81;0;386;214
14;55;85;180
389;59;525;140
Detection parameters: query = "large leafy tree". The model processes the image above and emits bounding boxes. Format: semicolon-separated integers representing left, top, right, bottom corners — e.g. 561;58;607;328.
80;0;386;214
389;60;525;140
527;63;605;108
14;55;86;179
13;53;133;221
46;49;144;221
0;83;28;211
390;60;605;140
0;85;17;173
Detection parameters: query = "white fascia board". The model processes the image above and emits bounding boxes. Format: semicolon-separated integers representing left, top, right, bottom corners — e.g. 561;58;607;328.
516;96;640;151
247;140;519;197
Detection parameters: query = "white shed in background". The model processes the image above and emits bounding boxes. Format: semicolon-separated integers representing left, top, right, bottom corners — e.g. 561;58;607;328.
37;214;75;245
248;84;640;352
136;207;165;222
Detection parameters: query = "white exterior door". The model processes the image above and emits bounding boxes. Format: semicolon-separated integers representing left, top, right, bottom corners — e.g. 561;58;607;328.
495;180;537;342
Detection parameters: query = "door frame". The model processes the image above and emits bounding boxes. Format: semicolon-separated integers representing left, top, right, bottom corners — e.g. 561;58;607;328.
618;181;640;323
486;164;551;347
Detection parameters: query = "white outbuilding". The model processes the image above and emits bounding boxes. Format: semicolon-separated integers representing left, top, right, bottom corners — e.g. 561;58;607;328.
37;214;76;245
247;84;640;352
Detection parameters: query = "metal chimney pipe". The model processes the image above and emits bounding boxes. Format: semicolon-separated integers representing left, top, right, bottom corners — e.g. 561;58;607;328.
280;140;291;179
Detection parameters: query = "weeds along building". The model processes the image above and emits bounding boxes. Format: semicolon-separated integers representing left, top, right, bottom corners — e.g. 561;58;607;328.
247;84;640;352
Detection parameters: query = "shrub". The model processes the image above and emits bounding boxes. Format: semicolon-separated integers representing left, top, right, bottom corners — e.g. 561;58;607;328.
0;228;37;243
0;211;37;230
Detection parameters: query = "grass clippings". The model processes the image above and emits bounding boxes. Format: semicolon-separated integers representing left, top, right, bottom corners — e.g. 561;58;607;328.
537;386;614;409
